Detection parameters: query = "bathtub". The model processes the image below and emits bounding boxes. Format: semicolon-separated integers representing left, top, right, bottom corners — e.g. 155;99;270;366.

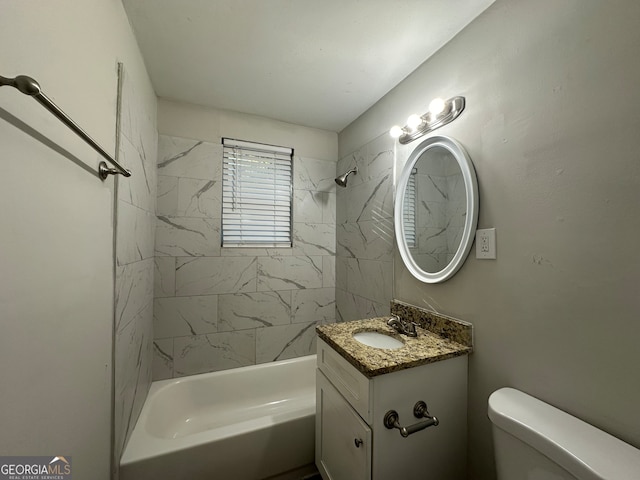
120;355;317;480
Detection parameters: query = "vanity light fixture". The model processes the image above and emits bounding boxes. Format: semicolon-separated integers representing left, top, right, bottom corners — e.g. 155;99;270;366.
389;96;466;144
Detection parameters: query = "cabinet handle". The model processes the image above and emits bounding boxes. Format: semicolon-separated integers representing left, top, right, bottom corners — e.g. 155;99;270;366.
354;438;363;448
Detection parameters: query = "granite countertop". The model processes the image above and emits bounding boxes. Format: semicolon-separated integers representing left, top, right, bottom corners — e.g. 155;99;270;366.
316;315;472;378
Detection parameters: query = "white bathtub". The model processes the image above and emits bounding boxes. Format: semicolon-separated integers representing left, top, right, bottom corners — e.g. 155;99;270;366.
120;355;317;480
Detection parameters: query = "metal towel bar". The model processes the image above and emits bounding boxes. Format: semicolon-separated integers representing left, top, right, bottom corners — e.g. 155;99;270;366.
383;401;440;438
0;74;131;180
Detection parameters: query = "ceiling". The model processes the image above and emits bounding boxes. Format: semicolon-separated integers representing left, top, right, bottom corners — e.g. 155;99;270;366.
122;0;494;132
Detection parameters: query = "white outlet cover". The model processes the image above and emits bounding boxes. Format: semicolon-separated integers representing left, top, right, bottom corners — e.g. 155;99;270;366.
476;228;496;259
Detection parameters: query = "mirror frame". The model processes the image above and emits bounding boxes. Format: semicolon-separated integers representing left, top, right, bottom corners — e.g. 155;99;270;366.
394;135;479;283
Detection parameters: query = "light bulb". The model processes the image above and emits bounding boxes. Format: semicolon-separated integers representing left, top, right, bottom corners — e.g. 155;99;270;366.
389;125;404;138
407;114;422;131
428;97;446;116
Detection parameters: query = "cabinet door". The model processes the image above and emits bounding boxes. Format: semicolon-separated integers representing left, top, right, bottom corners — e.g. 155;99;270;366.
316;370;371;480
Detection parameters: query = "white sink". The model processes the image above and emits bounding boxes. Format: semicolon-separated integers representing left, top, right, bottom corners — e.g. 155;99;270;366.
353;331;404;350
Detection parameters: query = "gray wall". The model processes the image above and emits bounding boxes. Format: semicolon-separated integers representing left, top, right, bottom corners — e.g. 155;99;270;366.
339;1;640;478
0;1;156;478
152;101;338;379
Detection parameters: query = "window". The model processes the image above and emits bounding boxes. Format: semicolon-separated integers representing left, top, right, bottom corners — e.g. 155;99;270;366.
404;168;417;248
221;138;293;247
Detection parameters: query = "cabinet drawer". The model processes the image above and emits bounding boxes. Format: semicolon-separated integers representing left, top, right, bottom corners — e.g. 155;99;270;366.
317;339;371;421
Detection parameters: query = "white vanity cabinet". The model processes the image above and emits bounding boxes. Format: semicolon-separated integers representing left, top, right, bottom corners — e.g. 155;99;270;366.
315;339;468;480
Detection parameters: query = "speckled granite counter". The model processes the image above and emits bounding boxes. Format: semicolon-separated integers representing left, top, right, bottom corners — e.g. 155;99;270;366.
316;301;472;378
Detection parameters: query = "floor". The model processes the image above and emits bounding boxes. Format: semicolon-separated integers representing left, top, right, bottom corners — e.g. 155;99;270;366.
300;474;321;480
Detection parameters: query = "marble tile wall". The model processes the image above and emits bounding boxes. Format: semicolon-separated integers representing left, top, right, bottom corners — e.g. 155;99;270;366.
114;68;157;463
153;134;336;379
335;133;395;322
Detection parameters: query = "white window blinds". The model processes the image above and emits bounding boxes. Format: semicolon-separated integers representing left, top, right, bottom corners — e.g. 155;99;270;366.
404;170;416;248
222;138;293;247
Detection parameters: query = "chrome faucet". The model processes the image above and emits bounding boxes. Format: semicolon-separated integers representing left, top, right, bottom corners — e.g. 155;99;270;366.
387;315;418;337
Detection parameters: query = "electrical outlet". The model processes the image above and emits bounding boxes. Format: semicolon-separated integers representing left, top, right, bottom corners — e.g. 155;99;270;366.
476;228;496;259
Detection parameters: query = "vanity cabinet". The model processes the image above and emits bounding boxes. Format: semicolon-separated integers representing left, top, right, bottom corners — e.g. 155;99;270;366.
315;339;468;480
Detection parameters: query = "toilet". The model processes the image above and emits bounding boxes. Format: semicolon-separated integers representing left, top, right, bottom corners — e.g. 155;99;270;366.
488;387;640;480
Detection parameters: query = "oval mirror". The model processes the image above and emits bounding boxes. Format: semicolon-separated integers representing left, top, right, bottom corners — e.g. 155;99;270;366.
394;136;479;283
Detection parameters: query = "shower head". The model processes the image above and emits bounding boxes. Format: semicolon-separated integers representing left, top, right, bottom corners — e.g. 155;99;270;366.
335;167;358;187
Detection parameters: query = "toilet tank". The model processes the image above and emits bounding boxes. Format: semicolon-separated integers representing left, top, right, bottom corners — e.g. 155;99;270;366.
488;388;640;480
